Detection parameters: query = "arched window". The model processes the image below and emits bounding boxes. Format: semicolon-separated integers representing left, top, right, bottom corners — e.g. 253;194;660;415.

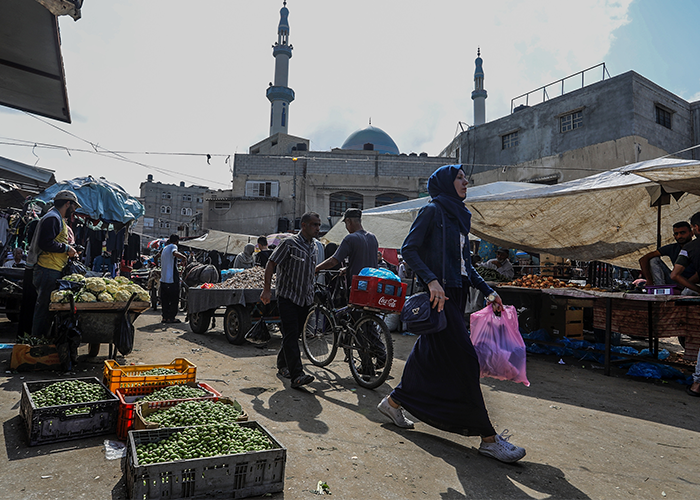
375;193;408;207
329;192;363;216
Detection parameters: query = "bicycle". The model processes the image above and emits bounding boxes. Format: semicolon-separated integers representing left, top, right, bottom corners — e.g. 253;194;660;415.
302;271;394;389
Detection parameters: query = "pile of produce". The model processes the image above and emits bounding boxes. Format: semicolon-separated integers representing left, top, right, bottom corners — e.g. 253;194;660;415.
126;368;181;377
31;380;109;408
140;385;209;402
210;266;275;290
135;423;273;464
506;275;574;289
475;266;509;282
50;276;150;303
144;400;242;427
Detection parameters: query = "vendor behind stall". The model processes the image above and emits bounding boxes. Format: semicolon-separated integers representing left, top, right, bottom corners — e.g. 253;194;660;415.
26;190;80;337
483;248;515;280
639;221;695;287
670;213;700;295
3;248;26;268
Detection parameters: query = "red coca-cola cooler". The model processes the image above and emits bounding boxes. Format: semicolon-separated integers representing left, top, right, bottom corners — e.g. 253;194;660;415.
349;275;407;313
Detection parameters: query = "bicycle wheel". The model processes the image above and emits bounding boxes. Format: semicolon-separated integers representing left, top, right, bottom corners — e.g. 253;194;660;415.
348;314;393;389
302;305;338;367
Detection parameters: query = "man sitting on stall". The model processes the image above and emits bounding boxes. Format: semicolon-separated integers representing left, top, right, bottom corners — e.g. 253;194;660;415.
483;248;515;280
639;221;695;287
26;190;80;337
3;248;26;268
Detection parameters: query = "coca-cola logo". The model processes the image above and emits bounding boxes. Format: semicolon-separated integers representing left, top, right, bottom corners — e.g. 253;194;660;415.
378;296;397;308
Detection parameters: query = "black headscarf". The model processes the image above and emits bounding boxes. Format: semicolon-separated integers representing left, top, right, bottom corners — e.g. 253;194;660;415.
427;165;472;235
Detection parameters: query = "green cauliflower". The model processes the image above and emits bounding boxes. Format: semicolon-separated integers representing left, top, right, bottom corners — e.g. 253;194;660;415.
114;276;131;285
76;292;97;303
97;291;114;302
64;274;86;283
113;290;132;302
51;290;72;303
105;284;120;296
85;277;106;293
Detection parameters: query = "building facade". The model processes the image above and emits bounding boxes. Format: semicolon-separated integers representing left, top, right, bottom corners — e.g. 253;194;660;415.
442;70;700;185
132;174;209;240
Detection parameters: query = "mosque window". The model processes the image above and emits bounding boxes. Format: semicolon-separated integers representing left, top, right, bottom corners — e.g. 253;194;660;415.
330;192;363;216
375;193;408;207
160;206;171;214
181;208;192;216
281;108;286;127
655;105;672;129
502;131;519;150
560;110;583;132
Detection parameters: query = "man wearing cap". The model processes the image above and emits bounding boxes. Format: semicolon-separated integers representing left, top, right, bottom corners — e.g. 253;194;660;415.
316;208;379;290
483;248;515;280
27;190;80;337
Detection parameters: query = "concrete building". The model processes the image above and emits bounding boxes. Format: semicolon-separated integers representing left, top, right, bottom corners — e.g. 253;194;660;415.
132;174;209;240
442;65;700;185
202;3;453;236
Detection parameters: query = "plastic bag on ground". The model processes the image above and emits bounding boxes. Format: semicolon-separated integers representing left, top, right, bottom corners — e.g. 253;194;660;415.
470;305;530;386
245;319;271;345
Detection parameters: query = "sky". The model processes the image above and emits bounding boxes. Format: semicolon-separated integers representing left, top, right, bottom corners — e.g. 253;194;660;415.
2;0;699;197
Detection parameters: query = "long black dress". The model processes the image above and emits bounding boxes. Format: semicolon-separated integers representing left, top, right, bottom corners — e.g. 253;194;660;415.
391;276;497;437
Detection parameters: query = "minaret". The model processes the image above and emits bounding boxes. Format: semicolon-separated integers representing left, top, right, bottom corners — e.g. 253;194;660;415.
266;1;295;136
471;48;487;126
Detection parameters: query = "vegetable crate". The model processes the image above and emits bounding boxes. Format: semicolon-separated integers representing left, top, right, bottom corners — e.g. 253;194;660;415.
349;275;407;313
103;358;197;393
133;397;248;433
20;377;119;447
116;382;222;440
126;422;286;500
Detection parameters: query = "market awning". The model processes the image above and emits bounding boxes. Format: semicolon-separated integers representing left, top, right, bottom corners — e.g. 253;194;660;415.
179;230;258;256
322;182;540;249
465;158;700;269
34;176;145;225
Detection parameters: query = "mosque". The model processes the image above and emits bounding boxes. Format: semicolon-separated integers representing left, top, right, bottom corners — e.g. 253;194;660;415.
203;2;460;235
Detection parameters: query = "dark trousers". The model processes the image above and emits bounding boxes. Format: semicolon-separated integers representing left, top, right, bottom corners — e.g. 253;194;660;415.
276;297;310;381
19;267;36;336
160;281;179;321
32;265;62;337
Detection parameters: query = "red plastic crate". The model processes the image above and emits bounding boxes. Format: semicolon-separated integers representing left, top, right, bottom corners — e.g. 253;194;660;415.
115;382;221;440
349;275;407;313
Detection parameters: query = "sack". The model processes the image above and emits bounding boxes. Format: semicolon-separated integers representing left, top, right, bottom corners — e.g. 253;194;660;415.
54;314;82;371
245;319;271;345
57;279;84;293
358;267;401;283
114;312;134;356
62;259;88;276
399;292;446;335
470;305;530;386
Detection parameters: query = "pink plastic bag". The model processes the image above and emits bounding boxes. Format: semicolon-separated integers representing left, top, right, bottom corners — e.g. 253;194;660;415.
470;305;530;386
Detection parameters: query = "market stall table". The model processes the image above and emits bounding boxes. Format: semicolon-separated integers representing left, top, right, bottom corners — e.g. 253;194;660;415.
493;285;700;375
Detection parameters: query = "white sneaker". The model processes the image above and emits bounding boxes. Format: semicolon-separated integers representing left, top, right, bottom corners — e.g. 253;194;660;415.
478;430;526;463
377;396;415;429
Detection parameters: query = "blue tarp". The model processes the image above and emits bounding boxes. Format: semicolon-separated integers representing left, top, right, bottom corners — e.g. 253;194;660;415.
34;176;144;224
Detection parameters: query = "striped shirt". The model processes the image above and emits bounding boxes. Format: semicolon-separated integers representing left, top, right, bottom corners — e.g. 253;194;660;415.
270;233;318;306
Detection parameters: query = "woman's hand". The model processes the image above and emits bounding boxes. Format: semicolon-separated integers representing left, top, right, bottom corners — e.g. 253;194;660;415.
427;280;448;312
491;294;504;313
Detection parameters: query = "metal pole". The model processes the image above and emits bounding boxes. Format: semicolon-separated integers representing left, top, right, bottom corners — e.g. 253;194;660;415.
292;157;297;228
657;205;662;249
604;297;612;376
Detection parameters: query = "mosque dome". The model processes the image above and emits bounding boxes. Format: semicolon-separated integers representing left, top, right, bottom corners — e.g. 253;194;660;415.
341;125;400;155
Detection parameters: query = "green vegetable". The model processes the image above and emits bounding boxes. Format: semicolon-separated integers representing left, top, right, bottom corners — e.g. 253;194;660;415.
140;385;209;402
31;380;109;408
145;400;242;427
126;368;181;377
135;423;272;465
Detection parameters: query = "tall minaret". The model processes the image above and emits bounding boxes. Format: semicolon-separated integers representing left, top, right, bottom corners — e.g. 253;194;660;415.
266;1;295;136
471;48;487;126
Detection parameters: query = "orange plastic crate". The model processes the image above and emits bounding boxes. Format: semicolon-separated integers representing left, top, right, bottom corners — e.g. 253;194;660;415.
103;358;197;393
115;382;221;440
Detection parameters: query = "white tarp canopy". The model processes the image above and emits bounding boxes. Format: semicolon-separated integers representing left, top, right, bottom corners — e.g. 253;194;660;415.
180;230;258;256
465;158;700;269
322;182;540;249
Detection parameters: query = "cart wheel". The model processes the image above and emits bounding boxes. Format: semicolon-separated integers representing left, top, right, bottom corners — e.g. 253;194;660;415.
224;305;251;345
190;310;213;334
88;343;101;357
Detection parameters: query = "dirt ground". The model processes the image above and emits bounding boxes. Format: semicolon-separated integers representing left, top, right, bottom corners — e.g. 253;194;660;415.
1;309;699;500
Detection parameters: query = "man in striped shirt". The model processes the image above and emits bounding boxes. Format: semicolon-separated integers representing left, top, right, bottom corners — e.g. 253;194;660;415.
261;212;321;389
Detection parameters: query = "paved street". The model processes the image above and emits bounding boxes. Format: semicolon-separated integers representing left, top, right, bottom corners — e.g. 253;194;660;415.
1;310;699;499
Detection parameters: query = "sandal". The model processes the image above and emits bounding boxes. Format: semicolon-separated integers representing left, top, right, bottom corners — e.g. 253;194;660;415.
686;385;700;397
277;367;291;379
291;373;314;388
